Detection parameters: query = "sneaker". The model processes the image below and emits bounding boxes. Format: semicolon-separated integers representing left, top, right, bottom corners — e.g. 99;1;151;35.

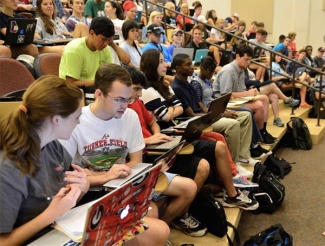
284;97;299;107
232;175;259;192
265;131;277;141
171;213;207;237
299;102;312;108
238;157;260;166
273;118;284;127
165;240;172;246
260;132;277;145
222;190;259;210
251;145;272;159
236;164;253;178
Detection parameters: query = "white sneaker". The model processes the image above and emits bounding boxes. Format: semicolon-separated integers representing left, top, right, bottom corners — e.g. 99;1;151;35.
236;164;253;178
239;157;260;166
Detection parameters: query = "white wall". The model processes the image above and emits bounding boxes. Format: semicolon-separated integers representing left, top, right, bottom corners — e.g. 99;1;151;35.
187;0;325;56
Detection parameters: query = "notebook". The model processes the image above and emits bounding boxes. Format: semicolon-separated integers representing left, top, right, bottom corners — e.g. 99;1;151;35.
145;114;208;151
172;48;194;58
193;49;209;64
53;163;162;245
4;18;36;45
173;92;232;130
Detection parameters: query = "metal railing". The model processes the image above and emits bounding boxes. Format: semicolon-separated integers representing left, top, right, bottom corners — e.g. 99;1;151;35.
142;0;325;126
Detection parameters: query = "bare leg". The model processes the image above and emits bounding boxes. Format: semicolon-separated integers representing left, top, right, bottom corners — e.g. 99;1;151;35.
73;22;89;38
259;83;289;101
268;93;280;119
243;100;265;129
160;176;197;224
209;45;220;65
213;141;237;197
193;159;210;192
124;216;170;246
10;44;39;58
0;45;11;57
38;45;65;54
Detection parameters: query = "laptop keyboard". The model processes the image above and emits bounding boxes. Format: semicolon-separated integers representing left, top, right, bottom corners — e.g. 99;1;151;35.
155;136;182;149
174;116;199;129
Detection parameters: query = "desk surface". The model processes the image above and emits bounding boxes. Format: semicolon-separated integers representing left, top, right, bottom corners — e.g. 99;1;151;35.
34;38;73;46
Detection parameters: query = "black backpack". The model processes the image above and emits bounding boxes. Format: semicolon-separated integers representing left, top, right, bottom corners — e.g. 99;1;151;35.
244;223;293;246
282;117;313;150
264;154;293;179
251;163;285;214
189;192;240;246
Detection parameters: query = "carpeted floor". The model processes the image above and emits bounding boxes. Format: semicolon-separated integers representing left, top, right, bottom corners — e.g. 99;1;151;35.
238;136;325;245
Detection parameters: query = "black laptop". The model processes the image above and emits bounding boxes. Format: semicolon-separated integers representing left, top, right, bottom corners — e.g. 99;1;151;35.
145;114;210;151
4;18;36;45
173;92;232;130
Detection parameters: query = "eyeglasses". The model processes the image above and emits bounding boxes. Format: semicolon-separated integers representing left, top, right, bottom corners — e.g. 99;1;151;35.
106;94;135;104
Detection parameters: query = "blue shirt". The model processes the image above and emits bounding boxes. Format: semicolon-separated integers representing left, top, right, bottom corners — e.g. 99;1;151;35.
142;42;173;63
171;76;203;116
273;43;288;56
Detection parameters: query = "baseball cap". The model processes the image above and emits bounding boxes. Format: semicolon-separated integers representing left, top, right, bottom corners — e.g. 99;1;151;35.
172;28;182;37
197;15;208;23
318;47;324;52
147;24;164;35
233;13;240;18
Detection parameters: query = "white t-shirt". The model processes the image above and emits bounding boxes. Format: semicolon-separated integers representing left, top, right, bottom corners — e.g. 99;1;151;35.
111;18;125;41
120;42;142;67
60;106;145;170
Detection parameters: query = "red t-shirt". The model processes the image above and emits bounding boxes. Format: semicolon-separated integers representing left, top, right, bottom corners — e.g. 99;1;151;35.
128;99;154;138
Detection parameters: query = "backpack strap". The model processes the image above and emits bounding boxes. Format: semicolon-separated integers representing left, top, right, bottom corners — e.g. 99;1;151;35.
226;222;241;246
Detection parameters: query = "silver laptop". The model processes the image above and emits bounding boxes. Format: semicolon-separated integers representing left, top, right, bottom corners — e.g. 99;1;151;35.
172;48;194;58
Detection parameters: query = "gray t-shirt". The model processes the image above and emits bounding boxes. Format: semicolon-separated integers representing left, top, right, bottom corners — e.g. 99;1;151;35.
213;60;246;98
36;17;69;40
0;140;71;235
249;39;270;56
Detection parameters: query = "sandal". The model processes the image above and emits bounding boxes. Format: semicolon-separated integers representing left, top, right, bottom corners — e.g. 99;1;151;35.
299;103;312;108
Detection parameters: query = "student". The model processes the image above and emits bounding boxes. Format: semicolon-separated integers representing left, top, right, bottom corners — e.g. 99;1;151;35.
167;28;183;56
84;0;105;19
59;17;131;96
205;9;217;30
213;44;277;145
139;50;259;207
59;63;207;238
33;0;68;24
65;0;91;34
147;11;170;46
142;24;172;66
120;20;142;68
176;3;193;30
0;0;39;58
104;0;125;41
35;0;72;40
123;0;137;21
163;1;177;26
0;75;88;245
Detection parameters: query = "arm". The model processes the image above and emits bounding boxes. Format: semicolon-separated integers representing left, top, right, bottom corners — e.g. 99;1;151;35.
66;76;94;87
148;119;161;135
0;186;81;245
109;41;131;65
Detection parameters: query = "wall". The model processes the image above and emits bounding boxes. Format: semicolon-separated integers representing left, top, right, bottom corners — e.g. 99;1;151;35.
187;0;325;56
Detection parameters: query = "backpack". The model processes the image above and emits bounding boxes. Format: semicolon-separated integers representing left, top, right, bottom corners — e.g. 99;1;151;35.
282;117;313;150
263;154;293;179
189;192;240;246
251;163;285;214
244;223;293;246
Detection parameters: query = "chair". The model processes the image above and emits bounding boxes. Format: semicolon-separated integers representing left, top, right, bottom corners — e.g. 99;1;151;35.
0;57;34;97
0;89;26;101
33;53;62;78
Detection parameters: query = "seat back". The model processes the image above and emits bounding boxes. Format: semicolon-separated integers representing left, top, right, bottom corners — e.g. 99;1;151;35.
0;57;34;97
34;53;62;78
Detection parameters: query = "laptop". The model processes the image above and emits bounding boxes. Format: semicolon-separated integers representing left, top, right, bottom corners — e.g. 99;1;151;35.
135;10;142;23
193;49;209;64
172;48;194;58
145;114;208;151
4;18;36;45
51;164;162;246
295;67;306;77
141;26;148;43
173;93;232;130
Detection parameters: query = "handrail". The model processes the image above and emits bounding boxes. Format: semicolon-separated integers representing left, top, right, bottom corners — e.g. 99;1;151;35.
142;0;325;125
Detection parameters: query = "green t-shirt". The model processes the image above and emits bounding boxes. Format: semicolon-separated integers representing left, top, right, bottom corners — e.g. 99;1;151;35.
84;0;105;18
59;37;112;81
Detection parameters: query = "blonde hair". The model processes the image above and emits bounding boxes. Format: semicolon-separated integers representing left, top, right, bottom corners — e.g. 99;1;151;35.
229;31;243;47
147;11;163;26
215;18;225;39
288;31;296;38
164;2;175;17
180;3;189;16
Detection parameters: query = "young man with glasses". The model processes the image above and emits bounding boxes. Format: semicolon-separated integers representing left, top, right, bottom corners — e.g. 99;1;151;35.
60;63;209;238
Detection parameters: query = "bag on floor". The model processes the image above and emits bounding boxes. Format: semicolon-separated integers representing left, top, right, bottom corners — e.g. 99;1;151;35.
189;192;240;246
283;117;313;150
264;154;293;179
244;223;293;246
252;163;285;213
249;192;276;214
